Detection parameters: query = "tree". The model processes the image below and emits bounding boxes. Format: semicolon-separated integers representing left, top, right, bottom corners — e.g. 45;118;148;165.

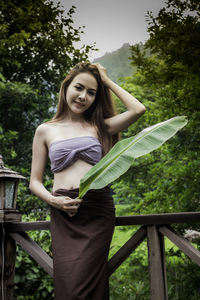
146;0;200;76
0;0;94;93
126;0;200;215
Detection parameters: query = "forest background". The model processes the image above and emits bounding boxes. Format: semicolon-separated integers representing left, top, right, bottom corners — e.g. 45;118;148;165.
0;0;199;299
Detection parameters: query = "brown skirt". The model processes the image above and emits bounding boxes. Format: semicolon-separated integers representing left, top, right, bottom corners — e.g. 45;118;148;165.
50;186;115;300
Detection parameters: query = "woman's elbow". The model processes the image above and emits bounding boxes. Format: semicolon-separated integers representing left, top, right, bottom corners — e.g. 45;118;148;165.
29;179;38;194
136;104;146;117
29;181;34;193
141;105;146;115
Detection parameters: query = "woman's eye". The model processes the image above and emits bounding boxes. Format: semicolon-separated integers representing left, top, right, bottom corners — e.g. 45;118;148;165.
75;85;95;96
88;90;96;96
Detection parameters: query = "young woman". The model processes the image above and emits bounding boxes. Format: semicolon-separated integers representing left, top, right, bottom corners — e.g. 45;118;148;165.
30;62;145;300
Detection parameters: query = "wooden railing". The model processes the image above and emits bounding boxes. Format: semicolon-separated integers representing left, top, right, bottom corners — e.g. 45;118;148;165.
1;212;200;299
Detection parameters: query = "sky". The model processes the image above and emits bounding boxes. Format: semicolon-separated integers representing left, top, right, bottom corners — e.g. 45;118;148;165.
55;0;166;60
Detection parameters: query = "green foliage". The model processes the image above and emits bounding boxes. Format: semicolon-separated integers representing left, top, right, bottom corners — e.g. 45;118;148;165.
166;253;200;299
0;78;52;170
146;0;200;76
0;0;95;93
15;214;53;299
0;125;18;162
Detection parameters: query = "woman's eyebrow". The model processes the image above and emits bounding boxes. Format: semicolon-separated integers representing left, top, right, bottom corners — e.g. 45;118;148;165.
76;82;97;92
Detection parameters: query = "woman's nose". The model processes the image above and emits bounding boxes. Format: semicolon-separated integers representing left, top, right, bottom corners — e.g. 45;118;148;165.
78;90;87;101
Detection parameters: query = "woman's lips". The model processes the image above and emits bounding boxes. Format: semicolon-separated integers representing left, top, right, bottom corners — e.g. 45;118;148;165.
74;100;85;107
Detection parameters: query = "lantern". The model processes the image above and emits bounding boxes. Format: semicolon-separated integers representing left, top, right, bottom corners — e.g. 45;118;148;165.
0;155;25;222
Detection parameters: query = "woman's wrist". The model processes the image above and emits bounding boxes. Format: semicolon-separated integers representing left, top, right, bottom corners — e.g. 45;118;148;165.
103;78;119;92
103;76;113;87
48;195;57;207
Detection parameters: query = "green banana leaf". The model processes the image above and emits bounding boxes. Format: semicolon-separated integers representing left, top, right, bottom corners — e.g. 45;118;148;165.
79;116;188;198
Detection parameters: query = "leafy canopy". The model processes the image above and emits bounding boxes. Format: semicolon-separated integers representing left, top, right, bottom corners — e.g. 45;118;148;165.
0;0;95;93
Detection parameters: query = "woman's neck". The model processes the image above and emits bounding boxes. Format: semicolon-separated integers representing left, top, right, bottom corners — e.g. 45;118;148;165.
61;112;85;123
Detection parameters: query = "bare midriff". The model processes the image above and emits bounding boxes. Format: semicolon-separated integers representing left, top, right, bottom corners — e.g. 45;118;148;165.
53;159;93;192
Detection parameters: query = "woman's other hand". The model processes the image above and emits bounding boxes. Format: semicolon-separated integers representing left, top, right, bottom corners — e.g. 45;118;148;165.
51;196;82;217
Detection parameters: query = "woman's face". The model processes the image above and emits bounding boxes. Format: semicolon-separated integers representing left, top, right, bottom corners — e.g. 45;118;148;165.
66;72;98;116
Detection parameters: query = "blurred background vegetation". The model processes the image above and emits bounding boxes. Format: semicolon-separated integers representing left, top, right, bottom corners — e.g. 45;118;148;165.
0;0;200;299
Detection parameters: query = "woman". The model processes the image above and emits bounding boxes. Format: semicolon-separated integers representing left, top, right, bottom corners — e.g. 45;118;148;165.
30;62;145;299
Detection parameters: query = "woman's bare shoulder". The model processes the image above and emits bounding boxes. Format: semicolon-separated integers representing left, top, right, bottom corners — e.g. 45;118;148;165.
34;122;53;139
35;123;47;132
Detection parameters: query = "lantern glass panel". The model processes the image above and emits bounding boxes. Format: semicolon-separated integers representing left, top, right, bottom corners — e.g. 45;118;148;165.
5;180;15;208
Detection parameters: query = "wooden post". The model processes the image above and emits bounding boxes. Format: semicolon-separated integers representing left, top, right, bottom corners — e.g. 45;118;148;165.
0;224;16;300
147;225;168;300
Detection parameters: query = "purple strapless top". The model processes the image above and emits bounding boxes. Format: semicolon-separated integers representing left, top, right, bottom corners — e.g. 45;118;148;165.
49;136;102;173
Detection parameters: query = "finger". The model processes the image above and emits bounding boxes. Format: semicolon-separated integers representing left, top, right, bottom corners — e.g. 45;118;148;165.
65;196;82;202
65;198;82;205
64;203;80;209
63;205;79;211
93;63;104;70
67;211;76;217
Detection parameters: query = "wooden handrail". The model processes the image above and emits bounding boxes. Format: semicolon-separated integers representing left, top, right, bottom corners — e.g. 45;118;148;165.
6;220;50;232
5;211;200;233
115;211;200;225
1;212;200;300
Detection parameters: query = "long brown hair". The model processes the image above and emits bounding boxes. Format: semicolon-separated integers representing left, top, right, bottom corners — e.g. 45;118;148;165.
51;62;119;154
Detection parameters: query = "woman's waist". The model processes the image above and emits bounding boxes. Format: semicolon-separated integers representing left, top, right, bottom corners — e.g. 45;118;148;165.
53;160;93;191
52;186;115;208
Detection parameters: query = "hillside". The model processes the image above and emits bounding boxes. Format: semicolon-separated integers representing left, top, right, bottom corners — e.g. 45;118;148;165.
93;43;136;82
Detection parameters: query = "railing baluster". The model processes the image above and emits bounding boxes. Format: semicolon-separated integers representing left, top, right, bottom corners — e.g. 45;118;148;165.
147;225;168;300
10;231;53;277
108;226;146;276
159;225;200;266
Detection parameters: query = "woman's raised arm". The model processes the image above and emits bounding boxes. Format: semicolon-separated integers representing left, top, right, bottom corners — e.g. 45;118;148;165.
95;63;146;135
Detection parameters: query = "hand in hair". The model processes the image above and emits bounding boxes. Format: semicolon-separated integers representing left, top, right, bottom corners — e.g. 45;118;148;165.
94;63;110;86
